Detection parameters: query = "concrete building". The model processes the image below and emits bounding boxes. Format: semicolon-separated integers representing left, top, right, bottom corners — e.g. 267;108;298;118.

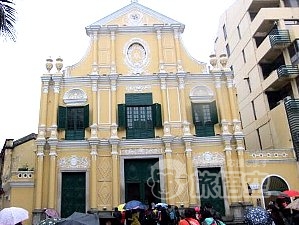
1;1;299;225
214;0;299;208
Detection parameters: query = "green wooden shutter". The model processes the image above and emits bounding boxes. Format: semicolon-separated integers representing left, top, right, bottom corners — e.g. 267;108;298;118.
191;103;196;124
58;106;67;129
210;101;218;124
153;103;162;127
192;103;203;124
118;104;126;128
84;104;89;128
125;93;152;105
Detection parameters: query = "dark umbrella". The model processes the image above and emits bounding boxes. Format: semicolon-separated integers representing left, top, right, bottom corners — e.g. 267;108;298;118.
244;206;273;225
56;212;99;225
124;200;147;210
39;218;63;225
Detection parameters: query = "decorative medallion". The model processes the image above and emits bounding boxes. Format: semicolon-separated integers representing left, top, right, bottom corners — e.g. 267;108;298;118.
124;38;149;74
127;10;143;26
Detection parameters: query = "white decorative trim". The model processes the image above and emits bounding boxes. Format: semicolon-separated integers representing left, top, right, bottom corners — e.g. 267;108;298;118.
59;155;90;169
63;88;88;106
126;85;151;92
124;38;150;74
193;152;225;167
189;85;214;103
121;148;162;155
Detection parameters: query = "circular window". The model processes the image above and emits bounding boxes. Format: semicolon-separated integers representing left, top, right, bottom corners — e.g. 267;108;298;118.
127;43;146;68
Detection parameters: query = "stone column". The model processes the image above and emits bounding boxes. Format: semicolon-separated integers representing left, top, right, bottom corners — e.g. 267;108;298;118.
162;137;175;205
235;137;249;202
110;74;119;138
89;74;99;139
109;26;118;74
155;26;166;73
47;139;58;208
110;139;120;208
89;141;98;211
183;137;197;206
177;73;191;136
223;136;236;203
173;25;184;72
49;59;63;139
34;142;45;210
158;73;171;136
38;73;51;140
91;31;99;75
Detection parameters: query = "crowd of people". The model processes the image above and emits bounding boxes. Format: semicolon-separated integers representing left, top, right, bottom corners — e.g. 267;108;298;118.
267;197;299;225
112;202;225;225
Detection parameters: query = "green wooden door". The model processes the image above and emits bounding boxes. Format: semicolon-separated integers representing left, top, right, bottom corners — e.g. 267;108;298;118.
125;159;160;205
198;167;225;216
61;172;86;218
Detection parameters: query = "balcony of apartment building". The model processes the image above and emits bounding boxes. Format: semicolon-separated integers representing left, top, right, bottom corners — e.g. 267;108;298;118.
284;97;299;160
248;0;280;20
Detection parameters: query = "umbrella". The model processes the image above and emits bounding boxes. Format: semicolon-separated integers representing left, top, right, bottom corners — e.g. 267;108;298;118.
0;207;29;225
124;200;146;210
155;203;168;208
56;212;99;225
39;218;63;225
283;189;299;197
118;203;126;211
244;206;273;225
286;198;299;210
45;208;60;218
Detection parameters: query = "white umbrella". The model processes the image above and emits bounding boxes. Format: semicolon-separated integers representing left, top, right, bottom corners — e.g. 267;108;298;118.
286;198;299;210
155;203;168;208
0;207;29;225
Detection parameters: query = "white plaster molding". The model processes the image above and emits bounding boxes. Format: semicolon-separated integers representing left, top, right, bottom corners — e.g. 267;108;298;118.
126;85;151;92
124;38;150;74
63;88;88;106
193;152;225;167
59;155;90;169
189;85;214;103
121;148;162;155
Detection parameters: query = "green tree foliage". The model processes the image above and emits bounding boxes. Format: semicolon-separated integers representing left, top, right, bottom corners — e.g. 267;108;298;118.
0;0;16;41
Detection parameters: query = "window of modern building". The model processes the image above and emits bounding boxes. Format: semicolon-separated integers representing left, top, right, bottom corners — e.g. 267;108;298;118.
226;44;231;57
257;128;263;150
237;25;241;40
58;105;89;140
283;0;299;7
251;101;257;120
244;77;251;93
288;39;299;64
242;49;246;63
118;93;162;139
191;101;218;137
223;24;227;40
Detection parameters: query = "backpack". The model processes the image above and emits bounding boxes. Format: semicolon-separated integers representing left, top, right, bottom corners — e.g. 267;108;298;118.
169;210;175;220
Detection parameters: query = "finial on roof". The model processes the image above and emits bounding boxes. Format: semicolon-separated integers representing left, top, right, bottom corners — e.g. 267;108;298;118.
131;0;138;3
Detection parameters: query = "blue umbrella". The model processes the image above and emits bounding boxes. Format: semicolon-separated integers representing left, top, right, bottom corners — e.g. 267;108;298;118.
124;200;146;210
244;206;273;225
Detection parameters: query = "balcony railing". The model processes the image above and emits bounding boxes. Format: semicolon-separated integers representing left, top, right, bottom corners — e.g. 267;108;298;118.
284;97;299;161
269;29;291;49
277;65;299;79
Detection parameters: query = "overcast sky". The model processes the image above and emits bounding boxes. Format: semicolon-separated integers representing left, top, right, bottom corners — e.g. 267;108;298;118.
0;0;235;144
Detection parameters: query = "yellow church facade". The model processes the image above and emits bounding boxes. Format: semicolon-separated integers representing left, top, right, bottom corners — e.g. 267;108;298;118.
1;1;299;225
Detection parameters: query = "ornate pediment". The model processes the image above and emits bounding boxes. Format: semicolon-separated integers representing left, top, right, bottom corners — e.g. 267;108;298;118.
86;2;184;35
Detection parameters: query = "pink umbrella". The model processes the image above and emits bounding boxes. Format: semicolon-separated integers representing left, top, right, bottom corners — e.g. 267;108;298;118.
0;207;29;225
283;190;299;197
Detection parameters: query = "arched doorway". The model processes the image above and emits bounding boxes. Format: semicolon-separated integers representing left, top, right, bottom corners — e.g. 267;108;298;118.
262;175;289;207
